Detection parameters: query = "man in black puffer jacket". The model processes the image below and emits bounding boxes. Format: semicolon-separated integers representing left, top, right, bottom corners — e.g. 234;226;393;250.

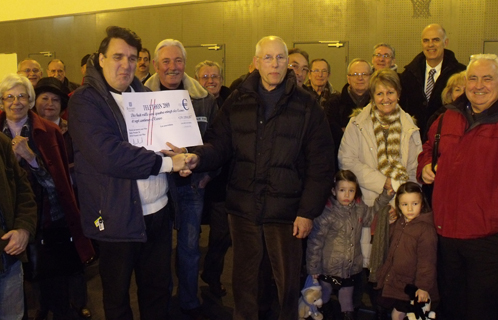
184;36;335;320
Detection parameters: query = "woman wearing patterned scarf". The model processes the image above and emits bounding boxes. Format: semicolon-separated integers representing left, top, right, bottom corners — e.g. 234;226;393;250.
338;69;422;316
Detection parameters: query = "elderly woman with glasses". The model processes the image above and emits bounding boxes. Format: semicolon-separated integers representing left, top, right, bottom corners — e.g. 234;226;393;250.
338;69;424;318
0;74;94;319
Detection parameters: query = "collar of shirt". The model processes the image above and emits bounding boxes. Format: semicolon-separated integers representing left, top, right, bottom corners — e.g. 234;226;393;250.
425;60;443;84
3;116;30;138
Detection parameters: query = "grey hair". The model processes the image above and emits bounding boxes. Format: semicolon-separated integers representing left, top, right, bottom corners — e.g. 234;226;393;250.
373;43;396;59
17;59;43;73
194;60;223;80
467;54;498;76
0;73;36;109
255;36;288;57
347;58;372;74
154;39;187;63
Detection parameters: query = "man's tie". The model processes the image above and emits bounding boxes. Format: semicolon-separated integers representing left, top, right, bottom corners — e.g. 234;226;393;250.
425;68;436;101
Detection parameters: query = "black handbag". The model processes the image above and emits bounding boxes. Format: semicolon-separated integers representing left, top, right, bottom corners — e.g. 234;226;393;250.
24;227;82;281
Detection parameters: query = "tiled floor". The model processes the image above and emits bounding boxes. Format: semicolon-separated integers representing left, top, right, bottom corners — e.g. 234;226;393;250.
27;225;379;320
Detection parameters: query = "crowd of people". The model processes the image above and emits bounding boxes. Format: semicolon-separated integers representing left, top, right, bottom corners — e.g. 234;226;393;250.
0;22;497;320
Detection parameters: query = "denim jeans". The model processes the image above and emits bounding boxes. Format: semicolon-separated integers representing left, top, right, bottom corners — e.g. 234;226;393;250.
0;259;24;320
175;184;205;310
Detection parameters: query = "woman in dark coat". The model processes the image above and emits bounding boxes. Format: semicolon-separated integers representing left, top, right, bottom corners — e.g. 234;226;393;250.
0;73;93;319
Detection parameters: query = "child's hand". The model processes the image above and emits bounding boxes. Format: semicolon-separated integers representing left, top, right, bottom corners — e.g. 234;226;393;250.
388;205;398;224
415;289;429;303
312;274;319;279
389;205;398;224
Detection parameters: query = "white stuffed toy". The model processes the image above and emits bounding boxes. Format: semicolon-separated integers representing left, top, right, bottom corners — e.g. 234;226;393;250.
298;276;324;320
403;284;436;320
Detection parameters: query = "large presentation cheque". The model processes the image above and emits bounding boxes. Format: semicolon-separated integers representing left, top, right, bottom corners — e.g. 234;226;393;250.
122;90;203;152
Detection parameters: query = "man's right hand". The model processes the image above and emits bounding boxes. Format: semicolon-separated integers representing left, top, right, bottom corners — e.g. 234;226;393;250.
421;163;436;184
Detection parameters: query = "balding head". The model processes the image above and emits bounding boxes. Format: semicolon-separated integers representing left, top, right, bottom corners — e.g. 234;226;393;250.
421;24;449;67
253;36;289;91
255;36;288;57
17;59;43;87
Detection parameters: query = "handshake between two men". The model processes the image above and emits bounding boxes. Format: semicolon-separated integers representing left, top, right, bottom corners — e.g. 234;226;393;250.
162;142;200;177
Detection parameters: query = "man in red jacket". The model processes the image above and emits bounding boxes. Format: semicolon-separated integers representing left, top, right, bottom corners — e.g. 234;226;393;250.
417;54;498;320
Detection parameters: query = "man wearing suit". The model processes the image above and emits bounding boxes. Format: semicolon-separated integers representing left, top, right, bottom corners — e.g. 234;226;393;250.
399;23;465;139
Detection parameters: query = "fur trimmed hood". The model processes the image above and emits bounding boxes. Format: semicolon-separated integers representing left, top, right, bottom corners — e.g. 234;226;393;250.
145;72;209;99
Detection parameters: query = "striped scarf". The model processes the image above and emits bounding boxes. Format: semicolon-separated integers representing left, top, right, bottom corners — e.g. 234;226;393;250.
371;104;408;183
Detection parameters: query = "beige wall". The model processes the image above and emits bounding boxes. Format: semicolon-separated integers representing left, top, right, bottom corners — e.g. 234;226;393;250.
0;0;210;23
1;0;498;86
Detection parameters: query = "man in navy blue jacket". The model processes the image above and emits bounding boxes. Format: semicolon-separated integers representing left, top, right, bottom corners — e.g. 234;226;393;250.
69;26;186;320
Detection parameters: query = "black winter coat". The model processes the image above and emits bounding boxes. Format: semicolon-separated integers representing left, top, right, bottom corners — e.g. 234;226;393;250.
194;70;335;224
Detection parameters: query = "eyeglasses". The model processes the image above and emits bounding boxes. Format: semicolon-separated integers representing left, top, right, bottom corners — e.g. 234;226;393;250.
259;54;287;64
200;74;221;80
288;64;309;73
2;93;29;103
18;68;41;74
310;69;329;74
373;53;393;59
348;72;370;78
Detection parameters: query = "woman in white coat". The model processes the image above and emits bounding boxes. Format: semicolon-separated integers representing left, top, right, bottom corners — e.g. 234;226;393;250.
338;68;422;313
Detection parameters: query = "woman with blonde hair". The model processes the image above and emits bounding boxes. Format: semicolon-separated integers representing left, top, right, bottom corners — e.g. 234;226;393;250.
441;71;466;105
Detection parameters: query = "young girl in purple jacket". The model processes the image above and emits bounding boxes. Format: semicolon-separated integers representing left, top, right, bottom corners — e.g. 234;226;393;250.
376;182;438;320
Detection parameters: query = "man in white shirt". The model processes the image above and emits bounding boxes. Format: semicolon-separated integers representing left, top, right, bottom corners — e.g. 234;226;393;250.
68;26;187;320
399;23;465;139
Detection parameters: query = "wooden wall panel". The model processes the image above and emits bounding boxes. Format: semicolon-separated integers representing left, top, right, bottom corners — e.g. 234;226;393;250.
1;0;498;84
